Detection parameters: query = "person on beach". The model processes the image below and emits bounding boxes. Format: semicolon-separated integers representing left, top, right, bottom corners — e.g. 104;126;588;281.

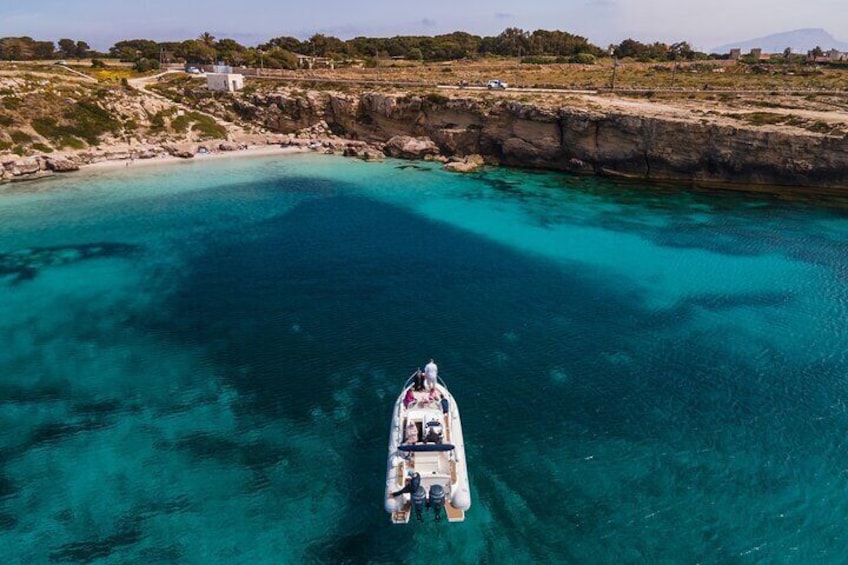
424;359;438;390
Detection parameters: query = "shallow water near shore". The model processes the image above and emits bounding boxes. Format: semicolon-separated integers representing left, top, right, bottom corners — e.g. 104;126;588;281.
1;153;847;563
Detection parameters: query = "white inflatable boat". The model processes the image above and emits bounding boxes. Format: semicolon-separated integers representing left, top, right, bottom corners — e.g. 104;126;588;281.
384;372;471;523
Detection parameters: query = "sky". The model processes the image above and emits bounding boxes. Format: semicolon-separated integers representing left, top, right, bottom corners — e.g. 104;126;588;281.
1;0;846;53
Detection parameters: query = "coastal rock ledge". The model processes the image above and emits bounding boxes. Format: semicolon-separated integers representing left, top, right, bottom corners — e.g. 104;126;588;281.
242;90;848;192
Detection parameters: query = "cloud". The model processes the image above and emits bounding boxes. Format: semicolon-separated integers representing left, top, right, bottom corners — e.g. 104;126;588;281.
494;12;512;19
420;18;437;27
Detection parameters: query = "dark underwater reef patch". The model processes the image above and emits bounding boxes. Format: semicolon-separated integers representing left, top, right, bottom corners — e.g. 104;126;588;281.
49;521;142;563
0;242;142;283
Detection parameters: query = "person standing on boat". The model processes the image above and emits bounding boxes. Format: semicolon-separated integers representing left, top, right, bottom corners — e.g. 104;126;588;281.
424;359;438;390
392;470;421;497
413;369;425;392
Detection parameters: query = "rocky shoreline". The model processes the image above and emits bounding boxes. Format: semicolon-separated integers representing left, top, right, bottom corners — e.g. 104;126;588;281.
0;123;486;184
3;81;848;193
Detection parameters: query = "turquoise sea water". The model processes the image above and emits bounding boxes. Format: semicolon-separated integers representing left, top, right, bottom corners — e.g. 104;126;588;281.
1;154;847;563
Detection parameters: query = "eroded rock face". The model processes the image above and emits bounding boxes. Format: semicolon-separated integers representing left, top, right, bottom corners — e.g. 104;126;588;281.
10;158;41;176
224;89;848;190
46;158;80;172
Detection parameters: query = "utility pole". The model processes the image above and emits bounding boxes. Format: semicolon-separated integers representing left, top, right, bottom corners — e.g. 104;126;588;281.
611;56;618;91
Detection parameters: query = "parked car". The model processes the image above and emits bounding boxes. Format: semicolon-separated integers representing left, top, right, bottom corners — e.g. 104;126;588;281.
186;67;202;74
487;79;508;90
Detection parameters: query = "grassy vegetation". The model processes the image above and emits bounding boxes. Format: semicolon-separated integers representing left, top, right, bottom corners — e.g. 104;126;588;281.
31;98;121;148
732;112;788;125
10;130;31;144
276;57;848;93
171;112;227;139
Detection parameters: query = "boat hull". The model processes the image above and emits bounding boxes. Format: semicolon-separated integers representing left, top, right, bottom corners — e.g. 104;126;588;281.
384;380;471;523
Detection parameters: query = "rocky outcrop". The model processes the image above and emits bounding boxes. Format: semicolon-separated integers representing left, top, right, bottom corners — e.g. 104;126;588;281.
46;158;80;172
236;88;848;191
383;136;441;159
443;154;485;173
1;155;75;182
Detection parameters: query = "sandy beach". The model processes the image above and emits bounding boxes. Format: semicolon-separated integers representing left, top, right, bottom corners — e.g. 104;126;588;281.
84;144;312;171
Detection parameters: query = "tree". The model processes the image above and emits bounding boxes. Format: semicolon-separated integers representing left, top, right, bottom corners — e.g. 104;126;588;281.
304;34;347;57
668;41;695;61
488;27;530;56
215;38;247;66
75;40;90;59
109;39;159;62
199;32;216;47
58;38;77;58
0;37;56;60
263;36;304;54
176;39;216;64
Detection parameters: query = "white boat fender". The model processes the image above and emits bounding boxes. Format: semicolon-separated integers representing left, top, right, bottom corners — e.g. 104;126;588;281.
451;487;471;511
385;495;401;513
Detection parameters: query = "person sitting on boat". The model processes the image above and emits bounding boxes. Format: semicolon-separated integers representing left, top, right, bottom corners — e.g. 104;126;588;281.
391;470;421;497
403;421;419;444
424;359;438;390
403;388;416;408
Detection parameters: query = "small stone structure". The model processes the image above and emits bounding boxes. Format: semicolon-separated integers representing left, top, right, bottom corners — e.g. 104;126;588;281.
207;73;244;92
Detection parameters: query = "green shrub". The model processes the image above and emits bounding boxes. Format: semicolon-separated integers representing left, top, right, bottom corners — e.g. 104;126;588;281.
32;116;87;148
91;59;106;68
521;56;555;64
0;115;13;126
2;97;21;110
12;146;26;156
134;58;159;72
11;130;31;144
170;113;191;133
570;53;596;65
32;142;53;153
0;140;12;151
740;112;786;125
171;112;227;139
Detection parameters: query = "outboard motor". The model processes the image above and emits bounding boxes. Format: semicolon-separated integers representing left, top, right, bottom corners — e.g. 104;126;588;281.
429;484;445;522
412;486;427;522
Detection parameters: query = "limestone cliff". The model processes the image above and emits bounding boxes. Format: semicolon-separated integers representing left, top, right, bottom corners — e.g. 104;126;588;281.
235;89;848;191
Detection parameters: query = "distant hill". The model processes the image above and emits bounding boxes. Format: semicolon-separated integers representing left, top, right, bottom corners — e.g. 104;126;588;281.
712;28;848;54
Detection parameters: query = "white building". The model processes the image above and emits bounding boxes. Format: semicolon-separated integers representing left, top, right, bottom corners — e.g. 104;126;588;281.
207;73;244;92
